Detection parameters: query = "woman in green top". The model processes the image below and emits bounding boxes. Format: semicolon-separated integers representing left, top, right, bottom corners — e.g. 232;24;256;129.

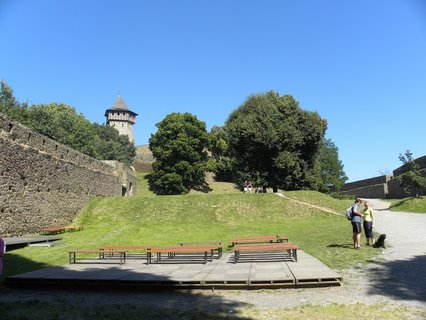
363;201;375;246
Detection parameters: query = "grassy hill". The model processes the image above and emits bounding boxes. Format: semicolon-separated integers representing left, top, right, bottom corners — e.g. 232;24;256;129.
388;196;426;213
2;173;379;280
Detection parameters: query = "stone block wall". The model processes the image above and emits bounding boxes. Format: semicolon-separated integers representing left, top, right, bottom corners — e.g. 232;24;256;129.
387;169;426;198
341;175;391;192
340;184;388;198
393;155;426;177
0;113;136;236
341;158;426;199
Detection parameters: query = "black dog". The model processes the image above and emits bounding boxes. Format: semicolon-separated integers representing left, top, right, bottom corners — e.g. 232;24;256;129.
373;234;386;248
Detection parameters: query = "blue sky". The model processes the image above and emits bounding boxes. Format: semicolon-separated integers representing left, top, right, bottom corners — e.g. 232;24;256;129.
1;0;425;182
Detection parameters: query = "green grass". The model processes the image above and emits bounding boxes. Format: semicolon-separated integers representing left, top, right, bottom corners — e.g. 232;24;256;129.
1;175;379;281
0;301;423;320
135;171;156;197
387;196;426;213
0;176;398;318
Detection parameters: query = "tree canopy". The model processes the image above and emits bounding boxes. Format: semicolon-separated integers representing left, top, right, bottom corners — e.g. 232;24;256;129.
27;103;99;157
223;91;327;191
0;81;28;124
317;138;348;192
149;112;209;194
0;81;135;165
396;150;426;197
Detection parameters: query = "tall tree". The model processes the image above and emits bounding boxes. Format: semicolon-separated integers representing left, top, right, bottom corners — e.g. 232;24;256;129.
396;150;426;197
93;124;136;165
208;125;234;182
317;138;348;192
26;103;99;157
0;81;28;123
224;91;327;191
0;81;135;165
149;112;209;195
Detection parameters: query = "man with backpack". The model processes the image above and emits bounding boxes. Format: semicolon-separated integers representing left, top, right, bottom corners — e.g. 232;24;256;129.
351;198;365;249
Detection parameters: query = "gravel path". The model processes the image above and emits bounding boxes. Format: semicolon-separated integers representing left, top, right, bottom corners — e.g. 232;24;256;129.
1;199;425;313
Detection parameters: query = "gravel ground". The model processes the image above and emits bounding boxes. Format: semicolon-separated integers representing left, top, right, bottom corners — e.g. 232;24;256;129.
1;199;425;313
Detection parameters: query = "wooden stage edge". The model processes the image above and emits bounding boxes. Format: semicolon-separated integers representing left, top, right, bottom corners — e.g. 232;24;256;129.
5;251;343;290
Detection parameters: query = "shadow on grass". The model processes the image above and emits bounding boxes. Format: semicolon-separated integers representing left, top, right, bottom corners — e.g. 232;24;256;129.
368;254;426;303
1;255;251;319
327;243;354;249
192;182;213;193
1;252;52;283
388;197;413;210
144;173;214;194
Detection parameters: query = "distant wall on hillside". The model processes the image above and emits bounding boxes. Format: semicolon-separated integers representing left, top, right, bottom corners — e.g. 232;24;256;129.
341;157;426;199
0;113;137;237
134;144;154;172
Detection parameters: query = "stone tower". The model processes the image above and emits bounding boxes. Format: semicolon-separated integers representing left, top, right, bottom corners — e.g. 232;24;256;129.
105;95;138;144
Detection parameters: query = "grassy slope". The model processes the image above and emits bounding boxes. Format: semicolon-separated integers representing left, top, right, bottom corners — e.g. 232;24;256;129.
2;173;380;280
388;196;426;213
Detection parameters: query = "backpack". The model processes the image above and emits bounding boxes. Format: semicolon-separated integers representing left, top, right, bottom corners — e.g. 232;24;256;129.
345;206;353;220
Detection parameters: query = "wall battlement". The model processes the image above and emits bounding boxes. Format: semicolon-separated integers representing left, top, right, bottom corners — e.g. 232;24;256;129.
0;113;137;236
0;115;115;174
341;157;426;198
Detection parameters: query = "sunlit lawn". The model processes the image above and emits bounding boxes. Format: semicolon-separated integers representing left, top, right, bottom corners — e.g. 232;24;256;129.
2;185;377;280
387;196;426;213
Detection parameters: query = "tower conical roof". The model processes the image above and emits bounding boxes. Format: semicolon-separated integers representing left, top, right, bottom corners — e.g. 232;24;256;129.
111;95;128;110
105;95;138;117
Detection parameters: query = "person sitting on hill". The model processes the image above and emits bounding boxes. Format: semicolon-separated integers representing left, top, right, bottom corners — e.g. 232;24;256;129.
247;181;253;193
242;180;248;192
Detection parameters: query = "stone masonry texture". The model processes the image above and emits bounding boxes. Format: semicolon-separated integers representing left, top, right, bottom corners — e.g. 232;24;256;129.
0;113;136;236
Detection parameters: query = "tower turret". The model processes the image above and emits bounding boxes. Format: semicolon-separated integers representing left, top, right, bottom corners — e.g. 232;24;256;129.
105;95;138;144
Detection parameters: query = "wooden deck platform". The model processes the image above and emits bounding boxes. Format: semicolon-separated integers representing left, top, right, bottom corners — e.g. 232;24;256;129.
5;250;342;289
3;236;63;251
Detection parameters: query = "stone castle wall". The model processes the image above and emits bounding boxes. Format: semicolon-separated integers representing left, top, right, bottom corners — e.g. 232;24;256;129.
340;183;388;199
341;158;426;199
341;175;391;192
0;113;136;236
393;155;426;177
134;144;154;172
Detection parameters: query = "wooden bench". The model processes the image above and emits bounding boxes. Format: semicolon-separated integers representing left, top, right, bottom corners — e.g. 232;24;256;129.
147;245;223;264
177;241;223;258
101;245;152;259
232;243;299;263
230;235;288;246
41;225;83;235
68;249;127;264
276;234;289;243
63;226;83;232
41;226;66;235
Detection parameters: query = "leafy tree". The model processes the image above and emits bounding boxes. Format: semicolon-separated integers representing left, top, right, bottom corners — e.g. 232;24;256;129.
93;124;136;165
224;91;327;192
208;125;234;181
0;81;135;165
396;150;426;197
149;112;209;195
26;103;99;157
0;81;28;123
317;138;348;192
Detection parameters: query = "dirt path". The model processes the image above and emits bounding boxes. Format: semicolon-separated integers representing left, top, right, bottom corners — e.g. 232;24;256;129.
1;199;425;314
210;199;426;311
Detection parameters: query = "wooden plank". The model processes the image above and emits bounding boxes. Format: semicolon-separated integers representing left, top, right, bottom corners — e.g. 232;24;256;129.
286;251;342;285
6;252;342;289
